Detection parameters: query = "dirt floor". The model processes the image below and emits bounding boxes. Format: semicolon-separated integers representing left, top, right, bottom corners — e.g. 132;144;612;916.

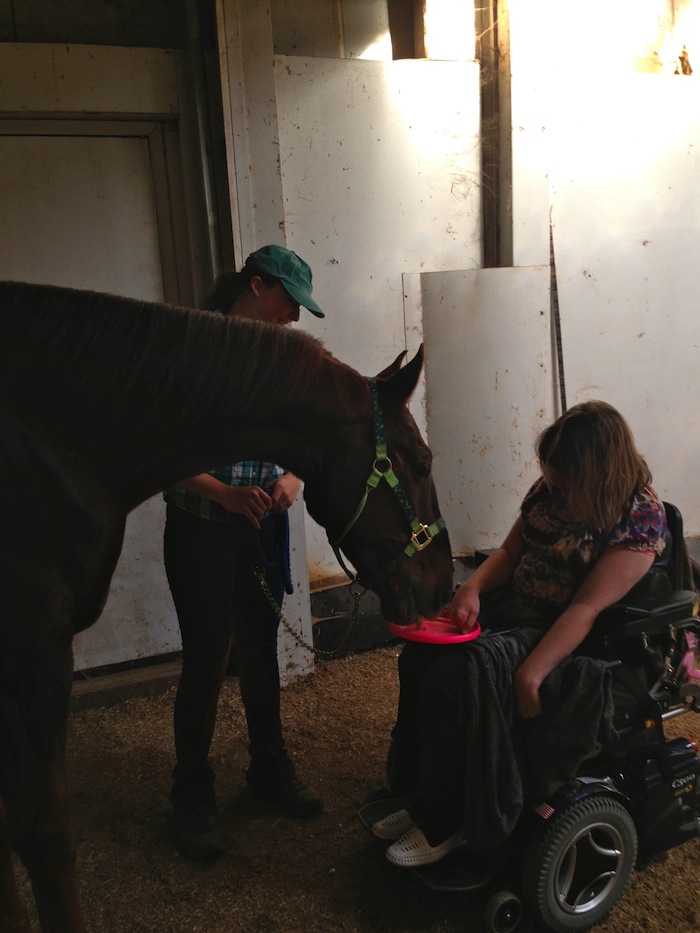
14;646;700;933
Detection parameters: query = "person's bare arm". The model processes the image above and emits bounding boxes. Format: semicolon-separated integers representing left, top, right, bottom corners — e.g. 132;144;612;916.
514;547;656;718
447;517;526;631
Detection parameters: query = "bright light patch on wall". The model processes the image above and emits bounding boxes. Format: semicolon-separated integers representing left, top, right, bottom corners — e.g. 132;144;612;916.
381;59;478;163
510;0;700;192
521;0;698;75
661;0;700;72
356;31;392;61
424;0;474;60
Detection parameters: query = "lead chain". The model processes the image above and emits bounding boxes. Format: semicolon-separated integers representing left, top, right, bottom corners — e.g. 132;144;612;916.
254;569;364;660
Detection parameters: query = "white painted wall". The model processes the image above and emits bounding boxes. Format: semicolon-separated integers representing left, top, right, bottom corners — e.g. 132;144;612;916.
217;2;483;587
271;55;483;582
240;0;700;562
416;1;700;550
507;0;700;536
549;76;700;529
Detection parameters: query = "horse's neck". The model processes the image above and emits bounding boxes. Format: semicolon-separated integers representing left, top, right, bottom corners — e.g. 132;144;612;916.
1;284;369;509
119;350;366;508
96;309;366;506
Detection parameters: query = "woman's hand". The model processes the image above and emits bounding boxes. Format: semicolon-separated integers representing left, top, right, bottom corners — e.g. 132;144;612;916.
446;582;481;632
216;485;271;528
174;474;271;528
268;473;302;514
445;518;524;632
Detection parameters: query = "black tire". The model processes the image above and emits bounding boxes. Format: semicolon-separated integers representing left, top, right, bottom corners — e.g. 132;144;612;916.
484;889;523;933
521;795;637;933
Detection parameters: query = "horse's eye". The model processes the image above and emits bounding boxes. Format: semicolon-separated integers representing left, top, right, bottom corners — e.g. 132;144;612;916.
416;461;431;479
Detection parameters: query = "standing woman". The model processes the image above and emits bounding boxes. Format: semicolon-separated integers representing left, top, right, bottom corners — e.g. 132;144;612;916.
164;246;325;859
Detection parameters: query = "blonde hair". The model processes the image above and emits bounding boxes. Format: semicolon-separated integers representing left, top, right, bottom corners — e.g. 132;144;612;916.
536;400;651;530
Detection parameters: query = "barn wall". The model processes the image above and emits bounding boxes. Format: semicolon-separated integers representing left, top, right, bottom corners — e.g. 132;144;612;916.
0;45;192;673
5;0;700;675
0;36;316;680
217;0;482;587
416;0;700;550
505;0;700;539
1;0;415;677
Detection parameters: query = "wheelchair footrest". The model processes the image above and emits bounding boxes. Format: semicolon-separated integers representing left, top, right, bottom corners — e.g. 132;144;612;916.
411;846;506;892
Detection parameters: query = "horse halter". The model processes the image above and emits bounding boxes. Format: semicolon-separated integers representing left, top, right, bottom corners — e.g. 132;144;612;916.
328;377;447;590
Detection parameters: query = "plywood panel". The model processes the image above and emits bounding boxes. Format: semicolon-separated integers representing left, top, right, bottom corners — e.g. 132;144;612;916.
421;265;554;554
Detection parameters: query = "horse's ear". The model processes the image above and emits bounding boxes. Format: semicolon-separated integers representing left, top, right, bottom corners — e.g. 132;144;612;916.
379;345;424;406
375;350;408;381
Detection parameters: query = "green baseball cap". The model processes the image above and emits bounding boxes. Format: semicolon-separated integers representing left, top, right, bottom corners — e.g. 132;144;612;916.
245;245;325;318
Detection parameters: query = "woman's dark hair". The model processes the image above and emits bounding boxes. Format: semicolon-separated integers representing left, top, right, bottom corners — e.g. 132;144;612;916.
201;266;280;313
536;400;652;529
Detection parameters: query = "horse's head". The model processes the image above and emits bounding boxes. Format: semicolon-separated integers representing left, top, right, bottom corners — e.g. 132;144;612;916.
305;347;453;624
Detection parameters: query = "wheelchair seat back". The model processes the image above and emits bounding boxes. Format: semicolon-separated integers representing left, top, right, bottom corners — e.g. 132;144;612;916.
579;502;699;731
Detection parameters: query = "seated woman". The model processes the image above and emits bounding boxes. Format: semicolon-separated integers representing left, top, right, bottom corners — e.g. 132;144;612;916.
376;400;668;868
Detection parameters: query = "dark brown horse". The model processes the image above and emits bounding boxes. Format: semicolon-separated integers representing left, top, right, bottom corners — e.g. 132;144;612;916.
0;281;452;932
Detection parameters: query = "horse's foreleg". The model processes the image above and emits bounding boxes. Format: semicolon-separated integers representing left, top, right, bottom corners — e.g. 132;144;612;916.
0;800;33;933
23;762;87;933
1;657;87;933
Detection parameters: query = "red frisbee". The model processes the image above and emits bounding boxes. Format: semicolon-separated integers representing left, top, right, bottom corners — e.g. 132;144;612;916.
389;612;481;645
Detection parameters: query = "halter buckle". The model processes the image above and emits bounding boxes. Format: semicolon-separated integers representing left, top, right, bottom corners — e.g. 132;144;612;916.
410;523;434;552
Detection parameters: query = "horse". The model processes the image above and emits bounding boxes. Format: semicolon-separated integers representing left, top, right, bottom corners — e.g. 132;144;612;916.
0;281;453;932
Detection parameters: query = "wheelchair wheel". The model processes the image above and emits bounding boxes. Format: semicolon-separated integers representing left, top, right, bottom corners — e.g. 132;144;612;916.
484;889;523;933
521;795;637;932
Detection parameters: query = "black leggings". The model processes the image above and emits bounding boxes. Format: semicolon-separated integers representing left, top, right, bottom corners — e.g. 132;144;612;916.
164;505;287;790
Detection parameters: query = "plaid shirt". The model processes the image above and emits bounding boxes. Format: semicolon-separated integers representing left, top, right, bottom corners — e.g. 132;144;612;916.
164;461;284;522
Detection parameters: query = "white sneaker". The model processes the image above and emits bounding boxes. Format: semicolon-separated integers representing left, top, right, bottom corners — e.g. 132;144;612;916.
370;808;414;840
386;826;464;867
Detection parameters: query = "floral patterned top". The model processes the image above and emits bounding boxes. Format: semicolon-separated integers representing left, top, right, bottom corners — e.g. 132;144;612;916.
511;478;668;610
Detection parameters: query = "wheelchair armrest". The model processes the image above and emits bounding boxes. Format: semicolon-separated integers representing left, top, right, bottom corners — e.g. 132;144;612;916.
595;589;698;638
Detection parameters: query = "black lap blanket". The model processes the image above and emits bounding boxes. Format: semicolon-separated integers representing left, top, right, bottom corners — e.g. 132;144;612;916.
460;632;616;850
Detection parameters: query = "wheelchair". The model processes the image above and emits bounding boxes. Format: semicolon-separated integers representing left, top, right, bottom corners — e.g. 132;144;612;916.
359;503;700;933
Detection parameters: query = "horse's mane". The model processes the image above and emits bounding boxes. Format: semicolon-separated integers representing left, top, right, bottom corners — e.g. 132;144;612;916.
0;281;348;424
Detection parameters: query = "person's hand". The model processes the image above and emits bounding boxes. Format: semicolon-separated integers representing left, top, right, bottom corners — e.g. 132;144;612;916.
268;473;302;514
446;582;481;632
217;485;271;529
513;660;543;719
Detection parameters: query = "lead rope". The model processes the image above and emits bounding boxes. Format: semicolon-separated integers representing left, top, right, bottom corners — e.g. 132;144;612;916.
254;568;366;660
